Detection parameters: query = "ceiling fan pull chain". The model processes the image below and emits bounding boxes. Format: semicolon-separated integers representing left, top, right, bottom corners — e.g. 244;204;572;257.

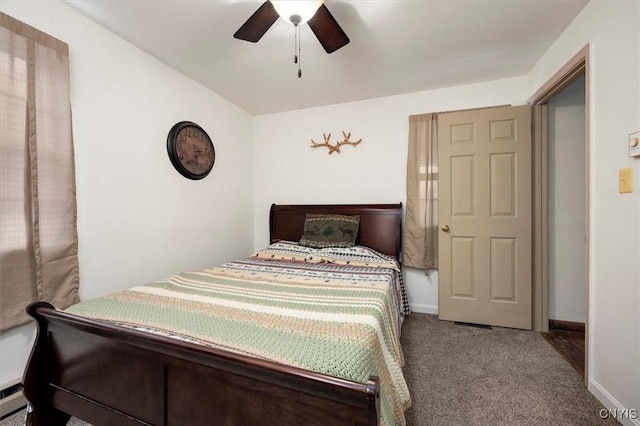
294;24;298;64
297;26;302;78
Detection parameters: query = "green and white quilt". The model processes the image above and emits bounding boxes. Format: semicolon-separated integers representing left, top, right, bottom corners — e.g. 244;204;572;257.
66;242;411;425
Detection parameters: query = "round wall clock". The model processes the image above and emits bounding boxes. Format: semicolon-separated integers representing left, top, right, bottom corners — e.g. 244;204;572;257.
167;121;215;180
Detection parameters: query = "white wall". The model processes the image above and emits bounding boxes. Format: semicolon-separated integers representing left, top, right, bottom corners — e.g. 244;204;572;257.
253;77;528;314
1;0;637;421
0;0;254;387
528;1;640;421
548;75;586;323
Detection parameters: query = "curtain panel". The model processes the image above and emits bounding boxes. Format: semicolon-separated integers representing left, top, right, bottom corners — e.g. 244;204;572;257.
0;13;79;330
404;113;438;272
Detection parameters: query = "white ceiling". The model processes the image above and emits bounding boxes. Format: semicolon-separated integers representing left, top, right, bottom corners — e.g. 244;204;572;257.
64;0;588;116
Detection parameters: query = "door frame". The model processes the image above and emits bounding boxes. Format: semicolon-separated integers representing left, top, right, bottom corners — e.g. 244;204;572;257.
527;44;590;384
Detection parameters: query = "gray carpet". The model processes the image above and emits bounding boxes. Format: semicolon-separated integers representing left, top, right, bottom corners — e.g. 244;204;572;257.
0;313;617;426
401;313;617;426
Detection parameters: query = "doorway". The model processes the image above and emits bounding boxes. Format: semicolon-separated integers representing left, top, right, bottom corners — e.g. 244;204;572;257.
529;45;590;382
541;74;587;377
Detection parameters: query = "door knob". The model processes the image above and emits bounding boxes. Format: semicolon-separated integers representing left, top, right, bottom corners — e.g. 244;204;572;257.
441;224;450;232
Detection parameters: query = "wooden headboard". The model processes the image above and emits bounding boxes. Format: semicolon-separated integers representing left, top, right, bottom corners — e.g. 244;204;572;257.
269;203;403;260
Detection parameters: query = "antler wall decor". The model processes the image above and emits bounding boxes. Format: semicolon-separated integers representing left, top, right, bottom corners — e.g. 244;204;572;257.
310;132;362;155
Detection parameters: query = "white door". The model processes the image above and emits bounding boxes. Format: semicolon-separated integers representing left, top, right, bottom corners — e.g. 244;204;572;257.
438;105;532;329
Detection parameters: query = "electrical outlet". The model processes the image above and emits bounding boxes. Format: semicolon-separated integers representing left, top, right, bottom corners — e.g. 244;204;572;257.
619;168;633;193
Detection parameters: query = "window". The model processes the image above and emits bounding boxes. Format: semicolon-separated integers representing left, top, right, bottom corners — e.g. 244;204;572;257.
404;113;438;271
0;13;79;330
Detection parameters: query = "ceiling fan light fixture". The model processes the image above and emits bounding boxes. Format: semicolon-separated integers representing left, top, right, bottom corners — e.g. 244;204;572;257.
270;0;324;26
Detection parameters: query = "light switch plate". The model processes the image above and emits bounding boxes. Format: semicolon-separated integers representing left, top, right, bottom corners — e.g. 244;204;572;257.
619;168;633;193
630;131;640;157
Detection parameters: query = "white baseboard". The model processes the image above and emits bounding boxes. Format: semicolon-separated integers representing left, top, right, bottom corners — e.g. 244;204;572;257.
589;379;640;426
408;303;438;315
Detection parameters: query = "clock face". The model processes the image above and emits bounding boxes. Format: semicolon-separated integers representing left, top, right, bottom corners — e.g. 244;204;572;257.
167;122;215;180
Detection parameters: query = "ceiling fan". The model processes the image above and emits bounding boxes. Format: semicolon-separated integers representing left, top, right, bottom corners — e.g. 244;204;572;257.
233;1;350;54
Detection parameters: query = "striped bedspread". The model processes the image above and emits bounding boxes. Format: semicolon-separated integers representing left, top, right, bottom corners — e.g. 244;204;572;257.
66;242;411;425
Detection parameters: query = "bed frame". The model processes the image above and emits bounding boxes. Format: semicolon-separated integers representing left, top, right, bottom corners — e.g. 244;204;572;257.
23;203;403;426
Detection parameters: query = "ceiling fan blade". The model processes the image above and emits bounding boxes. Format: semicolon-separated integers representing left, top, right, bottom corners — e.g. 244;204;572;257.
307;4;350;54
234;1;279;43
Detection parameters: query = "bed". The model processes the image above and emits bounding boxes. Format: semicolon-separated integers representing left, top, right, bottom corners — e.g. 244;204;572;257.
23;203;409;426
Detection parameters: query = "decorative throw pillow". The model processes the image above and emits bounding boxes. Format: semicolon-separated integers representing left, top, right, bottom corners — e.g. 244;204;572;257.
299;214;359;249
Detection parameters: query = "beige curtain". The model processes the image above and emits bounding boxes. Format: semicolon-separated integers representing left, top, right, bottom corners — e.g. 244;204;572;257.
404;113;438;271
0;13;79;330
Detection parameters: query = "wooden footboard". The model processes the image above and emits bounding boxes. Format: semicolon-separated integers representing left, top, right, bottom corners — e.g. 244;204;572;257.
23;302;380;426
